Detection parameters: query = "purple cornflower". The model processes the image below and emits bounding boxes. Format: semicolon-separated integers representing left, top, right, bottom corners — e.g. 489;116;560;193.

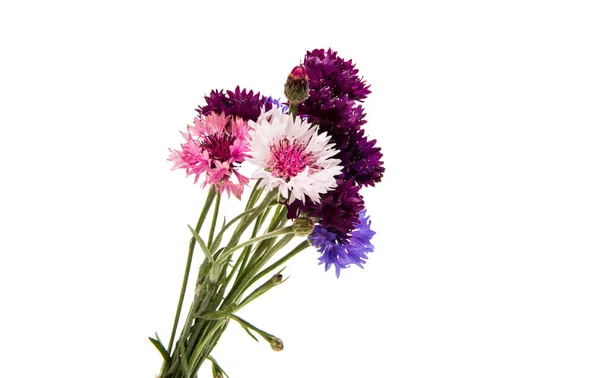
296;49;384;187
300;89;367;133
303;48;371;102
338;128;385;187
309;210;376;277
197;86;273;122
287;179;365;243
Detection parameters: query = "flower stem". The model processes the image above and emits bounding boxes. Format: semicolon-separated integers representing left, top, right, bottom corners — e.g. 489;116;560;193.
207;191;221;248
246;240;310;290
166;186;216;355
216;226;294;265
289;102;298;120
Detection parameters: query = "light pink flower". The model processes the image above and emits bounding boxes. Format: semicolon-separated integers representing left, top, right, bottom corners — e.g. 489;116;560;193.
168;112;251;198
247;109;342;204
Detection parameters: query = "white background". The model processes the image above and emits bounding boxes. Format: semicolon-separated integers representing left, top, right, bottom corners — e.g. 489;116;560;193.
1;1;599;377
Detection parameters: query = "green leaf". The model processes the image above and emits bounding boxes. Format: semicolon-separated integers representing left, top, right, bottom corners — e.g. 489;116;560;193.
188;224;216;265
148;336;169;361
208;355;230;378
241;325;259;342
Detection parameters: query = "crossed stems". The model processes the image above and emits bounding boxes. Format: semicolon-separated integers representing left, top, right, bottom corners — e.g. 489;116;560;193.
157;183;310;378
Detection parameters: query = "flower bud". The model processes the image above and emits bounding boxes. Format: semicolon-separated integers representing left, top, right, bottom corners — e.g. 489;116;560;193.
292;217;315;237
284;65;309;105
270;273;283;284
269;337;284;352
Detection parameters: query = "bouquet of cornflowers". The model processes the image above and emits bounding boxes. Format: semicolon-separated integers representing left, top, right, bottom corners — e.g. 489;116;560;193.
152;48;385;378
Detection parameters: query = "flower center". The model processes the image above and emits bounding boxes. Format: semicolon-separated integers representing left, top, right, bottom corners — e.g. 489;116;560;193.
201;134;236;164
267;138;316;180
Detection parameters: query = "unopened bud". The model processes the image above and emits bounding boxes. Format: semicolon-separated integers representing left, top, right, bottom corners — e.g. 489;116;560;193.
284;65;309;105
269;337;284;352
292;217;315;237
270;273;283;284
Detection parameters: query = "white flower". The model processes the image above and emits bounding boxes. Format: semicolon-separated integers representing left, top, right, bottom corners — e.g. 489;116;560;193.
247;109;342;204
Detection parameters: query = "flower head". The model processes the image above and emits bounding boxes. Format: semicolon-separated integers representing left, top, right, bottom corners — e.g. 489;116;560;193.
303;48;371;102
168;112;251;198
337;128;385;187
198;86;273;122
247;109;342;204
296;48;384;188
309;210;376;277
300;89;367;133
287;179;365;243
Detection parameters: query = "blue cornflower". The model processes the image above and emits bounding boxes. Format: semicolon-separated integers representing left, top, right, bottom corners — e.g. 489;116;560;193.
263;96;289;112
309;210;375;277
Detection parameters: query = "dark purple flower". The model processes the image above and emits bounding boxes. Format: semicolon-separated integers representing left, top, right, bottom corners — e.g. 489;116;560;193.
299;88;367;133
309;210;376;277
197;86;272;122
287;179;364;243
338;128;385;187
296;49;384;187
303;48;371;102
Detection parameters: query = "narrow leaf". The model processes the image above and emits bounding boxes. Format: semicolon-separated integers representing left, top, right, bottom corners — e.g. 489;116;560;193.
148;337;170;361
208;356;230;378
188;224;216;265
241;325;259;342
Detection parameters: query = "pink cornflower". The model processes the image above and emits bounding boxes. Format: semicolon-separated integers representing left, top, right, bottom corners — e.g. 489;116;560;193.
248;109;342;204
169;112;251;198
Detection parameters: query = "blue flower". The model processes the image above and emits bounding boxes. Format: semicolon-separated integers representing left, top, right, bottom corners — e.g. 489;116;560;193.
308;210;375;277
263;96;289;112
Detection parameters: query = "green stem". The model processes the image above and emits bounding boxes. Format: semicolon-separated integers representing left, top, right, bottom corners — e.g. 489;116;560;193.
289;102;298;120
245;180;264;210
224;234;296;310
207;191;221;248
216;226;294;265
166;186;216;355
237;205;272;277
188;318;229;372
209;200;277;255
246;240;310;290
245;205;287;269
229;314;278;343
166;190;278;376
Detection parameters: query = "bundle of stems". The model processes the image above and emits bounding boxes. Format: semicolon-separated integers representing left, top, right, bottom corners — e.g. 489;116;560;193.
151;181;309;378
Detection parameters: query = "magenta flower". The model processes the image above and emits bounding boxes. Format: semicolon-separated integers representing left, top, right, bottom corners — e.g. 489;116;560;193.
169;112;251;198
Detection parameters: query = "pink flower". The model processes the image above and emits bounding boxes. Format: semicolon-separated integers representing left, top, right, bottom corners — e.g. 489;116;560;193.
169;112;251;198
